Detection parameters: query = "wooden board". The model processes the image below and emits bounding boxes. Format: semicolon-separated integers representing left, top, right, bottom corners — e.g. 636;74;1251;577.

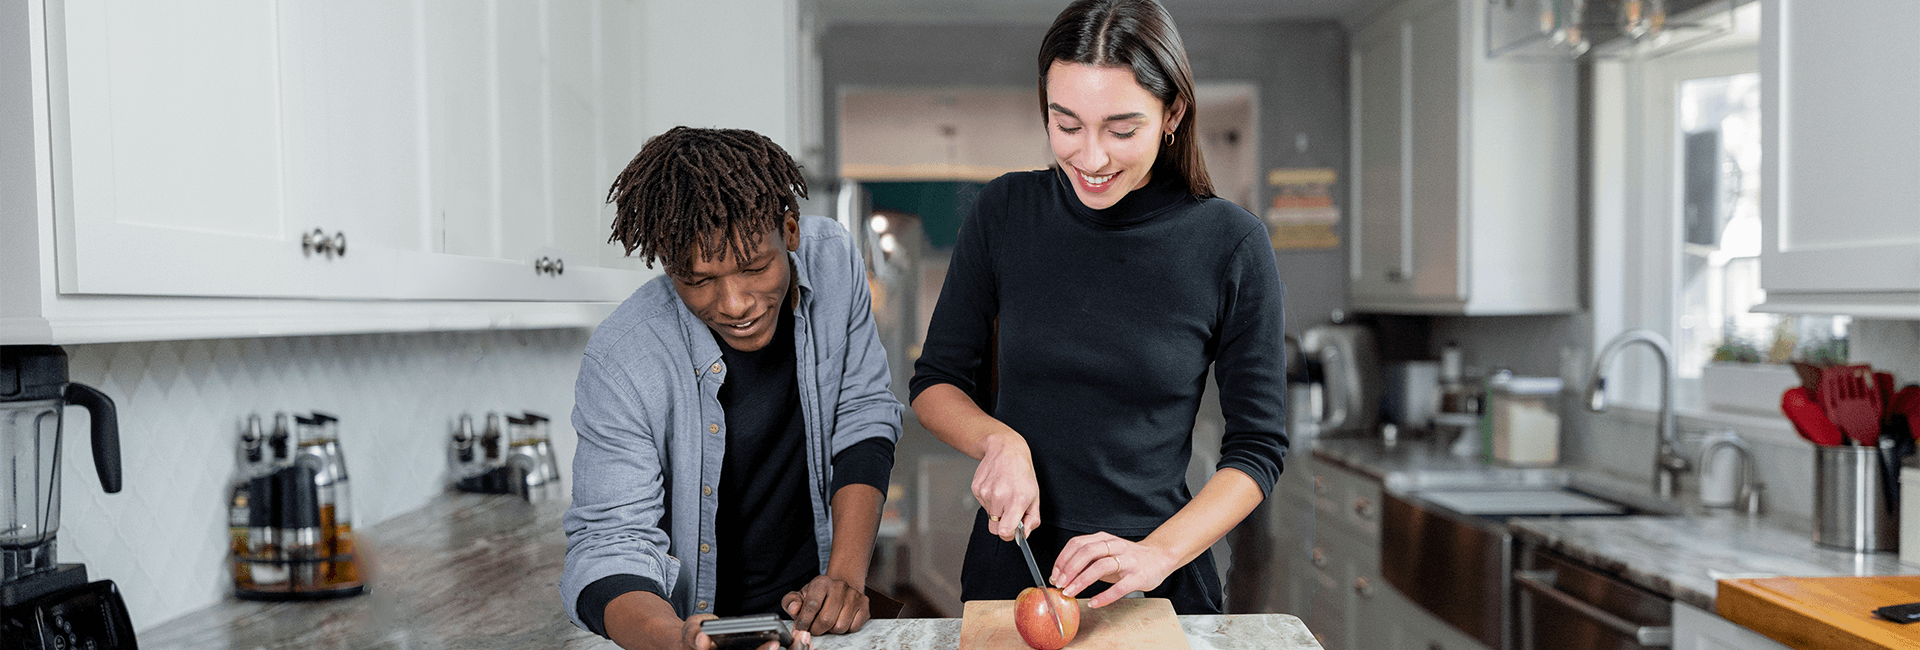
1718;575;1920;650
957;597;1188;650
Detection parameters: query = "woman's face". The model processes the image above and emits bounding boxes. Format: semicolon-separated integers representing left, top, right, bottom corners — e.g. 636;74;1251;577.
1044;61;1183;210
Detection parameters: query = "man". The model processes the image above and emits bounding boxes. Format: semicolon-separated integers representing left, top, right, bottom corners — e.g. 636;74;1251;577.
562;127;901;650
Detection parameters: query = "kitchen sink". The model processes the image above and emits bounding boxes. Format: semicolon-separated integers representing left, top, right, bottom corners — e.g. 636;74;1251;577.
1379;472;1681;650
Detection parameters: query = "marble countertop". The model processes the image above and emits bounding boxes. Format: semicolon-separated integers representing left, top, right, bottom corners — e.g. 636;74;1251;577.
139;491;1322;650
1309;435;1920;611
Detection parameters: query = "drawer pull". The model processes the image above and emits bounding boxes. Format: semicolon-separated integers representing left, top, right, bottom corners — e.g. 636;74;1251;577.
1514;569;1672;646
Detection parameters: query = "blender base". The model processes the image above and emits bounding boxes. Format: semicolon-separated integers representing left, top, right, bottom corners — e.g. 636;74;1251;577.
0;564;87;608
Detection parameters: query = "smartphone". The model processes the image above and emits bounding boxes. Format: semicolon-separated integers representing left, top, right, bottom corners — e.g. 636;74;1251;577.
701;613;797;650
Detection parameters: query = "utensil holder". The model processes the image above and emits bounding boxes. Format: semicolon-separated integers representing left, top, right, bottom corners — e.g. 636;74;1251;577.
1814;445;1899;552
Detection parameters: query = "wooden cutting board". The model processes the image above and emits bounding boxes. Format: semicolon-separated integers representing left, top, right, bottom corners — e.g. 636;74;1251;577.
957;597;1188;650
1718;575;1920;650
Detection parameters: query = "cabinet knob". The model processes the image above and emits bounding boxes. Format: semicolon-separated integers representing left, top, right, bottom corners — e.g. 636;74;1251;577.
534;257;566;276
302;229;346;258
1353;498;1375;519
1311;547;1327;567
1353;576;1374;598
1312;476;1328;495
553;258;564;275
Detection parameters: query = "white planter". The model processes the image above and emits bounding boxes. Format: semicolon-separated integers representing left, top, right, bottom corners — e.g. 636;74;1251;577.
1701;363;1802;416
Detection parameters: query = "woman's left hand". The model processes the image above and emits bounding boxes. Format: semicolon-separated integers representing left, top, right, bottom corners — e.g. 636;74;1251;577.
1049;532;1180;608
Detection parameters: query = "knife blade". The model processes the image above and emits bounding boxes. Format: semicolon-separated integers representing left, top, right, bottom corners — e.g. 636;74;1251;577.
1014;523;1067;640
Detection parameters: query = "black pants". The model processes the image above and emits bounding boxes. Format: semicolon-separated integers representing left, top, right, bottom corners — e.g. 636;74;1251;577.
958;508;1223;615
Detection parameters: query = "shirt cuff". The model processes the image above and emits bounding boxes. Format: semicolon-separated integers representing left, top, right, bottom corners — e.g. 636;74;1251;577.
830;437;896;496
578;573;668;638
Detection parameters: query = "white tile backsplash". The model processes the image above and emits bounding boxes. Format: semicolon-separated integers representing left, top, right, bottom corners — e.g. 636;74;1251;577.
49;328;591;631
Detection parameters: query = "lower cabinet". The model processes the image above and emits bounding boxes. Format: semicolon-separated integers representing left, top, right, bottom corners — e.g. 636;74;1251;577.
1671;601;1793;650
1289;457;1491;650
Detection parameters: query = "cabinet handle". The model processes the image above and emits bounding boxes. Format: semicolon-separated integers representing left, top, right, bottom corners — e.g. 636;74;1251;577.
1311;547;1327;567
1353;576;1374;598
534;257;567;276
302;228;346;258
1353;498;1375;519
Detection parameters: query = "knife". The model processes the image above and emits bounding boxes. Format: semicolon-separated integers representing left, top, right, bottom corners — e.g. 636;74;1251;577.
1014;522;1067;640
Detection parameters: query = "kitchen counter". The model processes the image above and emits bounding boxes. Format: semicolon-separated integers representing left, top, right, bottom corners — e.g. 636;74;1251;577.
1311;436;1920;611
139;492;1322;649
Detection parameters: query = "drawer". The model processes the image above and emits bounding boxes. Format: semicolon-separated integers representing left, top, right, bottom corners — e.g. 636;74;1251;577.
1310;462;1383;541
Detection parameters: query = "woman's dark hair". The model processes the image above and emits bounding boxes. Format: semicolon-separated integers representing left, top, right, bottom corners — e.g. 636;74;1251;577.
605;126;808;274
1038;0;1212;199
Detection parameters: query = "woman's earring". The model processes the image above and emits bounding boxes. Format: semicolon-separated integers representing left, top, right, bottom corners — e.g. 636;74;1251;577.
1164;131;1176;146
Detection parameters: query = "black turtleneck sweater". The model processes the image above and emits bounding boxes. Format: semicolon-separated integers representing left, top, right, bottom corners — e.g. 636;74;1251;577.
909;168;1289;535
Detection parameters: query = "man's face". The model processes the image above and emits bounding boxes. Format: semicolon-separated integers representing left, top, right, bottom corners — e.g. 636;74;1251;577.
670;214;801;352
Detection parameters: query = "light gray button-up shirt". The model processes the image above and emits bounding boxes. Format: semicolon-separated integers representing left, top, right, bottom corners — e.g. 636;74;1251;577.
561;215;902;628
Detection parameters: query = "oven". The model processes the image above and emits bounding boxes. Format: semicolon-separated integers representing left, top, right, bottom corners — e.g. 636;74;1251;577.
1513;542;1674;649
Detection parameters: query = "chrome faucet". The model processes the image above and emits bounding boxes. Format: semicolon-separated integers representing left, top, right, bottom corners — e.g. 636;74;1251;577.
1586;329;1690;500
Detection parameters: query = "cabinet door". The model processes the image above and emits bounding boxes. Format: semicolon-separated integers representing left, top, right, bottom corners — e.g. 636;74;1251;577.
54;0;651;301
1350;0;1463;310
1758;0;1920;315
1351;16;1410;301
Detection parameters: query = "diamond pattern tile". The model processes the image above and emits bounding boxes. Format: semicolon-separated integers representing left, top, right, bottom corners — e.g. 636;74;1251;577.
52;328;592;631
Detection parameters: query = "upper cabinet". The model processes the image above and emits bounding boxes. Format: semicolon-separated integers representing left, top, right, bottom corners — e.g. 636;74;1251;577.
1757;0;1920;318
1348;0;1579;315
3;0;808;343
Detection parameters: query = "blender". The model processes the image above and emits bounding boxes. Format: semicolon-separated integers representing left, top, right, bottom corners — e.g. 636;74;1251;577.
1;345;134;649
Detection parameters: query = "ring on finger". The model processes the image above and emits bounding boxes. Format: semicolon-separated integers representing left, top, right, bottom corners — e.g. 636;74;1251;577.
1104;541;1114;556
989;515;1001;522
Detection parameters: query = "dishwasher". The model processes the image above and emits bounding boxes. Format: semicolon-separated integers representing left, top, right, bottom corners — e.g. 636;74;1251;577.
1513;541;1673;650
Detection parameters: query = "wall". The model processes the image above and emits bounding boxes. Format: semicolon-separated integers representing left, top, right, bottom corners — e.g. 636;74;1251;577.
51;328;590;631
1427;313;1920;526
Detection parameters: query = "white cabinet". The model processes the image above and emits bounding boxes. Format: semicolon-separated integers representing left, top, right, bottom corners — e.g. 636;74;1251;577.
1672;601;1792;650
1756;0;1920;318
3;0;807;343
1348;0;1579;315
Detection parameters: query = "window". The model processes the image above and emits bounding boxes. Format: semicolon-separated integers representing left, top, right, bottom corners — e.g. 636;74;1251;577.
1596;2;1846;413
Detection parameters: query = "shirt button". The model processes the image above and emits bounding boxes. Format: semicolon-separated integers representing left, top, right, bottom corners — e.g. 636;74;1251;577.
703;485;713;496
697;600;709;611
700;543;711;554
711;362;723;374
708;423;720;434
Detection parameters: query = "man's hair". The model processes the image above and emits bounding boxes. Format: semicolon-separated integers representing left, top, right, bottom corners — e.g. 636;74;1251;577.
605;126;808;274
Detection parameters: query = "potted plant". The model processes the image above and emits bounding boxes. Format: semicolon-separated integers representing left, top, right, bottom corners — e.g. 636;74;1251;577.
1699;327;1805;416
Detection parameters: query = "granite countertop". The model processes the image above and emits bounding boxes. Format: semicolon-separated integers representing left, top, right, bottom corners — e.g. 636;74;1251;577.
1309;435;1920;611
140;491;1323;650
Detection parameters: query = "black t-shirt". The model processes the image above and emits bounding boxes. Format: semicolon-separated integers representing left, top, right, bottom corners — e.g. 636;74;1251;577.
712;306;816;616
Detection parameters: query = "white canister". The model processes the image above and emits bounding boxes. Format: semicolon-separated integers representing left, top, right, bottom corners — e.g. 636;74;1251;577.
1696;430;1744;508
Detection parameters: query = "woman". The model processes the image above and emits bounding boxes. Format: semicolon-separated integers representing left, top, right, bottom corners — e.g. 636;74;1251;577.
908;0;1288;615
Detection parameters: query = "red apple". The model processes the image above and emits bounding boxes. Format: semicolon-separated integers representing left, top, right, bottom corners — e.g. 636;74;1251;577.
1014;587;1080;650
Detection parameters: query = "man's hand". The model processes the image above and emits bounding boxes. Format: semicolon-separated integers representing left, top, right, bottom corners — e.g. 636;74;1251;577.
679;614;716;650
781;574;870;636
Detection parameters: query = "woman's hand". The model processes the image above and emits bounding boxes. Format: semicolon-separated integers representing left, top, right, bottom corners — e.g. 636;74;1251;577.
973;430;1042;540
1049;533;1180;608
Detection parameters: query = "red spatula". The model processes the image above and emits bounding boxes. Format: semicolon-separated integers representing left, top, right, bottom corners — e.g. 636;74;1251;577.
1821;365;1882;446
1783;386;1845;446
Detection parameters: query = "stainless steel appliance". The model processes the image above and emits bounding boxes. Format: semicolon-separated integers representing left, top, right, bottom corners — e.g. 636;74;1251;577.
1300;319;1382;437
1382;474;1681;650
1514;542;1673;649
1;345;135;649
